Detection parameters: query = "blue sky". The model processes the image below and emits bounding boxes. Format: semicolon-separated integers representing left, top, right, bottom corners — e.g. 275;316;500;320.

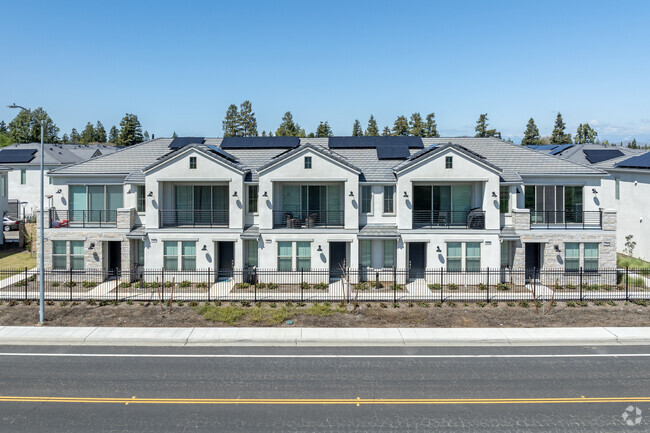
2;0;650;143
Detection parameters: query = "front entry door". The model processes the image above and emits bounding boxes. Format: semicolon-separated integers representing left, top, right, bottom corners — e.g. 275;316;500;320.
217;241;234;280
525;243;542;280
408;242;426;279
107;241;121;277
329;242;347;280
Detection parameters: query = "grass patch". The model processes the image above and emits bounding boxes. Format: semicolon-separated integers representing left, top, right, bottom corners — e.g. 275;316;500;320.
305;303;334;316
617;253;650;270
0;249;37;270
197;305;247;324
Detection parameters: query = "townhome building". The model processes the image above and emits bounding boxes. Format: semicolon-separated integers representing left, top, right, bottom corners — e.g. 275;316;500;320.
0;142;117;219
542;143;650;261
43;136;617;282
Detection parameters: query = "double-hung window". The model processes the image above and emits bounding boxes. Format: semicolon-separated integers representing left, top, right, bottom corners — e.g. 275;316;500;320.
70;241;84;270
296;242;311;271
163;241;196;271
52;240;84;270
277;241;311;271
565;243;580;272
361;185;372;214
383;186;394;214
137;185;146;212
465;242;481;272
277;242;292;271
499;186;509;214
247;185;258;213
52;241;67;270
584;243;599;272
447;242;462;272
163;241;178;271
20;170;26;185
360;240;372;267
245;239;258;268
383;240;395;268
181;242;196;271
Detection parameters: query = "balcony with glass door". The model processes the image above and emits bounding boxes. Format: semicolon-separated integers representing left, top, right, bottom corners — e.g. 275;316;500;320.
525;185;601;229
411;185;485;229
50;185;123;228
159;184;229;228
273;184;344;229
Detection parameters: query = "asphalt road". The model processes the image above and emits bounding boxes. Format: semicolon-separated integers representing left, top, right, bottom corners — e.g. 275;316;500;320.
0;345;648;432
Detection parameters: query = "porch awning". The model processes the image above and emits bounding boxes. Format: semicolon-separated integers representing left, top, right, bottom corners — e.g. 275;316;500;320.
126;226;146;239
358;225;400;239
499;227;520;241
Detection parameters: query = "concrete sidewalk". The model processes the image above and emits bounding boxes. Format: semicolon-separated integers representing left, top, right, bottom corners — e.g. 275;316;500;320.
0;326;648;347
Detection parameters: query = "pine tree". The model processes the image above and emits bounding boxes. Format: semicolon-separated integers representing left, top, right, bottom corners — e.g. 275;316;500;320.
108;126;119;143
316;121;332;137
423;113;439;137
69;128;81;143
117;113;143;146
222;104;241;137
95;121;107;143
392;115;409;136
575;123;598;144
61;133;69;143
172;131;178;138
381;126;391;136
629;138;638;149
474;113;498;138
409;112;425;136
80;122;96;143
276;111;304;137
550;113;572;144
7;110;31;143
0;121;7;134
143;131;150;141
352;119;363;136
29;107;59;142
521;118;541;145
365;115;379;136
238;100;258;137
261;130;266;137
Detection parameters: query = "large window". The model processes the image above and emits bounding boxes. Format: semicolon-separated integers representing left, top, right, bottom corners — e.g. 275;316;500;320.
499;186;509;214
383;186;394;214
281;184;342;225
52;241;67;270
361;185;372;214
69;184;123;222
360;240;371;267
413;185;472;225
525;185;583;223
52;240;84;270
584;243;599;272
247;185;258;213
565;243;580;272
181;242;196;271
277;242;293;271
296;242;311;271
174;185;228;225
383;240;395;268
137;185;146;212
245;239;258;268
163;241;196;271
163;241;178;271
465;242;481;272
447;243;462;272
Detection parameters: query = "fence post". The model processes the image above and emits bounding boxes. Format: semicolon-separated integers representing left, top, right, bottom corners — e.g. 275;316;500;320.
161;268;165;301
24;267;28;301
393;267;397;304
115;274;119;302
207;268;211;303
69;267;73;301
254;268;257;303
579;267;583;301
625;266;629;301
300;269;304;303
486;267;490;303
440;267;444;304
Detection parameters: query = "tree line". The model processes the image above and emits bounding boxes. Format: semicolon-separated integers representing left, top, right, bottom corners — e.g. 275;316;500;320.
0;110;148;147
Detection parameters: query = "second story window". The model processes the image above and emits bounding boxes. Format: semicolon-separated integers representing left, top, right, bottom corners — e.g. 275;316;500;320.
304;156;312;169
137;185;145;212
189;157;197;169
247;185;258;213
445;156;453;169
383;186;394;214
20;170;26;184
499;186;509;214
361;185;372;214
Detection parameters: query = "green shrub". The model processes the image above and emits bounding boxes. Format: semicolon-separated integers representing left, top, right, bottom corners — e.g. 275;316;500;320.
428;283;441;291
197;282;208;288
354;282;368;291
518;300;529;308
269;302;276;308
8;300;17;306
82;281;97;288
477;301;486;307
63;281;77;288
306;303;334;316
418;301;430;307
179;280;192;288
447;301;456;307
607;300;616;306
477;283;487;291
235;282;250;289
491;301;498;307
59;301;68;307
566;301;576;307
633;299;649;307
392;302;400;308
379;302;387;308
433;301;441;308
268;283;279;290
119;282;131;289
312;282;328;290
240;300;251;307
126;299;133;305
87;298;96;305
390;283;404;291
300;281;310;290
564;284;577;290
51;282;60;287
448;283;459;291
577;300;588;307
600;285;613;291
255;282;267;289
496;283;509;291
593;300;605;306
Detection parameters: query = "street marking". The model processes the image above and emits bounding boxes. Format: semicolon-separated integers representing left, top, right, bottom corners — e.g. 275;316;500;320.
0;396;649;405
0;352;649;359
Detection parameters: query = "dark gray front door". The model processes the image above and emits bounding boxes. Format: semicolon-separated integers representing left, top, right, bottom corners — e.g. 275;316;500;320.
525;243;541;280
409;242;426;278
218;241;234;279
107;241;121;276
329;242;347;280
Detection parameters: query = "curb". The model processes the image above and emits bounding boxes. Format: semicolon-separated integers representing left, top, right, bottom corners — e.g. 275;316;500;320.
0;326;649;347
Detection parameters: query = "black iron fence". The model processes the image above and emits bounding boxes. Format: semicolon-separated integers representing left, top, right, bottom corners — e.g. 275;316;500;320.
49;209;118;228
159;209;229;228
412;209;485;229
530;210;602;229
0;267;648;303
273;210;344;228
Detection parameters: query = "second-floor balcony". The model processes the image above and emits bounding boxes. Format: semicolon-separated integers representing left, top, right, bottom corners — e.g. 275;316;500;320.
159;209;229;228
273;210;344;228
50;209;117;228
530;210;602;229
412;208;486;229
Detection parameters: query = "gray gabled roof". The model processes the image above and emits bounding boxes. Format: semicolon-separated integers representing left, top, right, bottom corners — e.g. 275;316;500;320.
2;142;118;167
393;142;503;174
142;144;246;173
257;142;361;174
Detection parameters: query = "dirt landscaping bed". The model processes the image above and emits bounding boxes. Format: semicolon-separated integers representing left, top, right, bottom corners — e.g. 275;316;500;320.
0;299;648;328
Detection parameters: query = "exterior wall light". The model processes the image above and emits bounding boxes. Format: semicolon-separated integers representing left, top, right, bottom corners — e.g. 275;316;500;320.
317;245;322;252
88;242;95;250
147;191;154;197
201;245;207;251
492;191;497;197
436;246;441;253
262;191;268;197
56;189;62;194
592;188;598;194
348;191;354;197
554;245;561;252
232;191;238;197
403;191;409;198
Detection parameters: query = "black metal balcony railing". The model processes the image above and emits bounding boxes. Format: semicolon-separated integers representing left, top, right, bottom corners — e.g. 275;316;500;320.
530;210;602;229
159;209;229;228
273;210;344;228
412;209;485;229
49;209;117;228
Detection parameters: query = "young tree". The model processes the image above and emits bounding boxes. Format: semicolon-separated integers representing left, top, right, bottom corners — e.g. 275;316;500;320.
222;104;241;137
423;113;439;137
95;121;107;143
109;126;119;143
521;118;541;145
392;115;409;136
575;123;598;144
69;128;81;144
117;113;143;146
316;121;332;137
381;126;391;136
352;119;363;136
550;112;572;144
276;111;304;137
238;100;258;137
80;122;96;143
30;107;59;142
365;115;379;136
409;112;425;136
474;113;498;138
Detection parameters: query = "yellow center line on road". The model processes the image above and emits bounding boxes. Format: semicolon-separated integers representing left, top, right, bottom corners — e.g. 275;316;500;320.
0;396;649;405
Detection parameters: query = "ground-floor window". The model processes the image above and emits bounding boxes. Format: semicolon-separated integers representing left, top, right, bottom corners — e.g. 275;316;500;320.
360;240;395;268
52;241;67;270
360;240;371;267
181;242;196;271
447;242;481;272
277;241;311;271
565;242;598;272
163;241;196;271
447;242;462;272
383;240;395;268
136;240;145;267
245;239;258;268
584;243;599;272
52;240;84;270
465;242;481;272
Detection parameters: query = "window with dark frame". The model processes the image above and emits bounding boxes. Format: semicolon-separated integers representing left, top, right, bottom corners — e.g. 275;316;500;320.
304;156;312;169
383;186;394;213
137;185;146;212
445;156;453;169
189;156;197;169
248;185;258;213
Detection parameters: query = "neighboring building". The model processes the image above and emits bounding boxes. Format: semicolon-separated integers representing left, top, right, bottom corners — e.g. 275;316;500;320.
543;143;650;261
0;142;118;219
44;137;616;281
0;165;11;245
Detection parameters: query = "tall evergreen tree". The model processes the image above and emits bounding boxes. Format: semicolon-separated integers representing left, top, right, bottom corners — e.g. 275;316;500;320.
117;113;143;146
171;131;178;138
69;128;81;144
575;123;598;144
238;100;258;137
315;121;332;137
109;126;119;143
423;113;439;137
0;121;7;134
521;118;541;145
95;121;107;143
143;131;150;141
261;130;266;137
392;115;409;136
276;111;304;137
7;110;31;143
409;112;425;136
550;112;572;144
29;107;59;142
474;113;498;138
381;126;391;136
222;104;241;137
352;119;363;136
80;122;96;143
365;115;379;136
629;138;638;149
61;133;69;143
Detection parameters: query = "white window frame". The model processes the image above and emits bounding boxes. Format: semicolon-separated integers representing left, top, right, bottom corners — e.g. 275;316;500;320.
383;185;395;215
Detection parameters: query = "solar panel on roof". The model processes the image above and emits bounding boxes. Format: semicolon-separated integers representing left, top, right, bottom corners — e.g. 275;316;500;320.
168;137;205;149
376;146;411;159
205;145;239;163
220;137;299;149
0;149;37;163
583;149;624;164
550;144;574;155
328;136;424;149
615;152;650;169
